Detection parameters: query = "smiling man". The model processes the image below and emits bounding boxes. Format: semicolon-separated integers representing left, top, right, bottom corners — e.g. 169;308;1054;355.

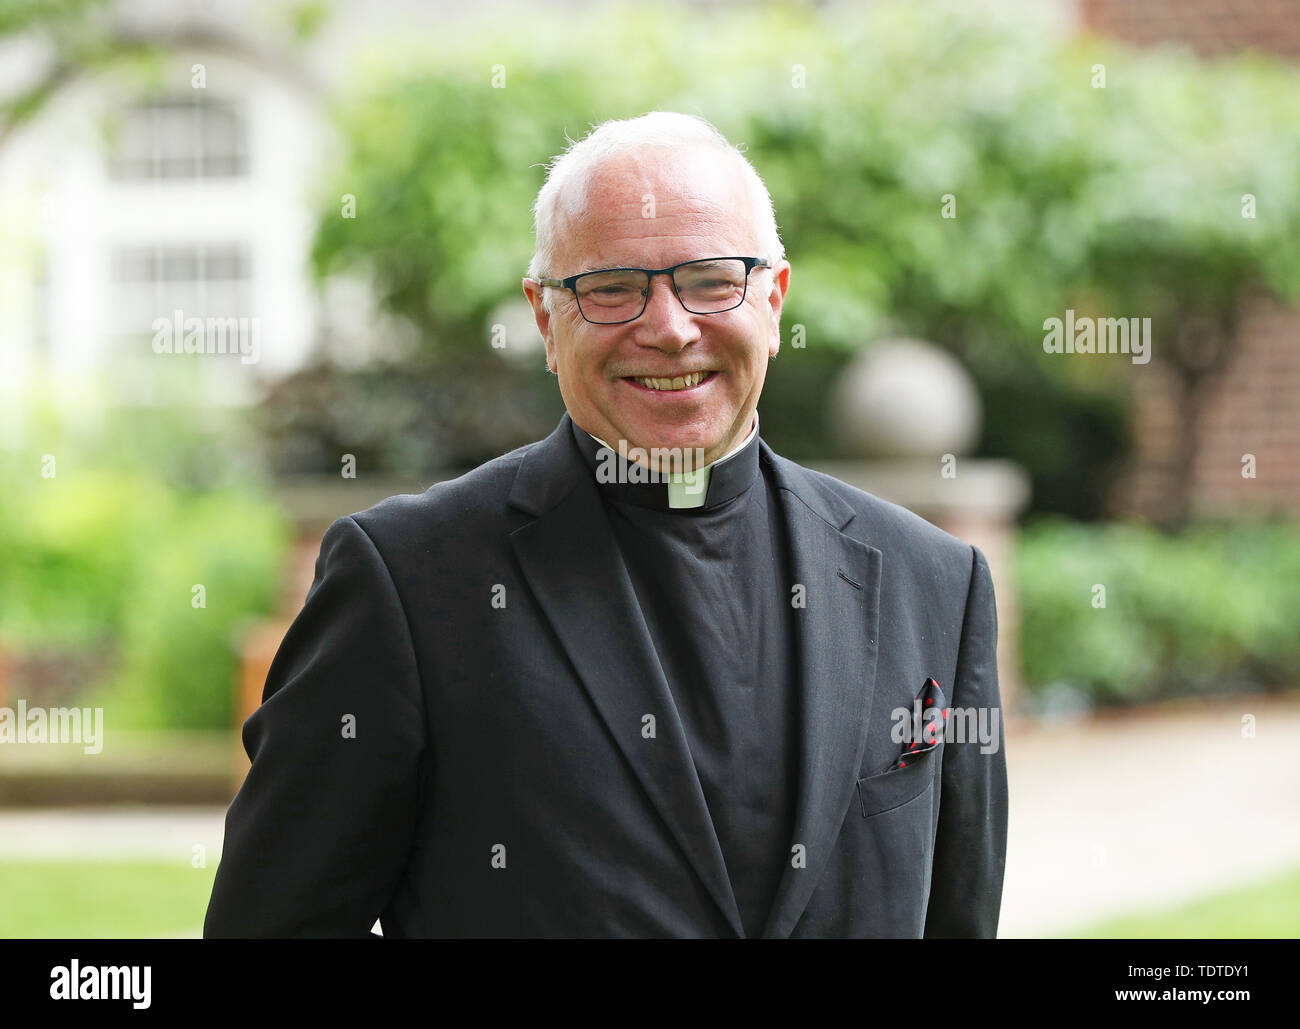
205;111;1008;939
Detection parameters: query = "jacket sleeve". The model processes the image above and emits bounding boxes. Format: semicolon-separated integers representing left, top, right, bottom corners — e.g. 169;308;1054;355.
923;544;1009;938
204;514;427;938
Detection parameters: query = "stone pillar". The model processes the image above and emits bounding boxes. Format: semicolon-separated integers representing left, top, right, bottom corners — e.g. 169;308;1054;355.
811;338;1031;710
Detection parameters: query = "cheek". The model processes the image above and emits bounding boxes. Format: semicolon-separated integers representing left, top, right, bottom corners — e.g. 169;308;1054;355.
562;342;606;395
735;324;771;373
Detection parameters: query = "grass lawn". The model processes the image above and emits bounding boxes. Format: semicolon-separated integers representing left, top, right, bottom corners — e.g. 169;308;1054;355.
1067;864;1300;938
0;859;217;938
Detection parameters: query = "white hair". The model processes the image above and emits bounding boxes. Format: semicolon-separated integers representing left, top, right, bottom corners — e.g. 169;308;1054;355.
528;111;785;313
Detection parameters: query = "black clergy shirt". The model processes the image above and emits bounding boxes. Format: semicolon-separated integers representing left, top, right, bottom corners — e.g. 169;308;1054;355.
567;414;801;938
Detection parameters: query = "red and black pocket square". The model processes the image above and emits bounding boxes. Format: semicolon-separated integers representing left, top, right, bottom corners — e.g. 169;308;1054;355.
885;676;948;772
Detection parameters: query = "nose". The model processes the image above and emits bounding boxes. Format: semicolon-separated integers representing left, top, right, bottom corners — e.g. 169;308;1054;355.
634;272;699;350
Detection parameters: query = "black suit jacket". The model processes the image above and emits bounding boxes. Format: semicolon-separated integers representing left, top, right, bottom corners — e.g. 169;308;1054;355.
204;412;1008;938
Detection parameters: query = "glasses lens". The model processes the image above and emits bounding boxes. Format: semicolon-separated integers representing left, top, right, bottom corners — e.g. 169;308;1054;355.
575;269;650;323
673;259;748;313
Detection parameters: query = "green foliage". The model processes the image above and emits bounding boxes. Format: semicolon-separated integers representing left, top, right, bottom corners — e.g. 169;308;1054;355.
309;68;591;346
311;2;1300;357
0;0;108;38
103;489;289;730
0;468;164;650
0;383;291;729
0;467;288;728
1017;519;1300;705
285;0;330;42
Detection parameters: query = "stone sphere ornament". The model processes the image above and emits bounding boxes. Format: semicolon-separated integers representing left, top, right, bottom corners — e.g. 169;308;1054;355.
828;337;982;459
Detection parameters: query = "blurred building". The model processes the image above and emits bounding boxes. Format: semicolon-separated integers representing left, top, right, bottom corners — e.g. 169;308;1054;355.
0;49;326;414
0;0;494;428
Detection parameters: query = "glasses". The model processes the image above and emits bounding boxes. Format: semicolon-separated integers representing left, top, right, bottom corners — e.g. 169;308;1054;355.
535;256;771;325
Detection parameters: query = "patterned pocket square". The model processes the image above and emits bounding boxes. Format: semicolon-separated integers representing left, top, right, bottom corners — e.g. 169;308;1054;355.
886;676;948;772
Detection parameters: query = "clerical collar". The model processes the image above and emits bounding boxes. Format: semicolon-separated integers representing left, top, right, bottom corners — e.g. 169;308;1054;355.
568;413;761;513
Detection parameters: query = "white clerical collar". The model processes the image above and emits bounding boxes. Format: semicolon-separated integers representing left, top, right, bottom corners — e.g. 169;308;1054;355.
583;412;759;509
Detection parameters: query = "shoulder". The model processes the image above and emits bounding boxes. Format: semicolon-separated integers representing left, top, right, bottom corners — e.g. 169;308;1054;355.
335;439;540;552
769;451;980;580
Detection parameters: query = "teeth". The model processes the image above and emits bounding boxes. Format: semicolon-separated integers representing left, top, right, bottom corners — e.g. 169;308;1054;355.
632;371;709;391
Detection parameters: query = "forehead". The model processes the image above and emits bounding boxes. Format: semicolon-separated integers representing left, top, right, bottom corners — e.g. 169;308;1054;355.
554;146;757;272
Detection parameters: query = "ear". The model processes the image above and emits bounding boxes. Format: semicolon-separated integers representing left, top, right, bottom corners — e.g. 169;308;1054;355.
522;278;558;373
765;261;790;359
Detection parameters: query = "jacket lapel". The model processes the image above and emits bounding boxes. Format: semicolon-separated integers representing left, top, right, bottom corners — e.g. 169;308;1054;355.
758;443;884;939
507;414;746;938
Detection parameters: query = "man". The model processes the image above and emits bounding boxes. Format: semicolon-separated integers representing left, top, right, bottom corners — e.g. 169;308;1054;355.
204;111;1007;939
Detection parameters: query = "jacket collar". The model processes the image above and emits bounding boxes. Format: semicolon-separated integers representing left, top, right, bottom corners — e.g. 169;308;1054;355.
565;413;762;513
509;412;857;530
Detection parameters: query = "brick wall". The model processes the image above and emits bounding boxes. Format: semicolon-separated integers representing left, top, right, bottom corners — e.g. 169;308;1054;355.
1081;0;1300;57
1111;296;1300;519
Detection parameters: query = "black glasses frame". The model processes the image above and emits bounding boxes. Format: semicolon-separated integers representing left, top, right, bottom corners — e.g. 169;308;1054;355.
535;256;771;325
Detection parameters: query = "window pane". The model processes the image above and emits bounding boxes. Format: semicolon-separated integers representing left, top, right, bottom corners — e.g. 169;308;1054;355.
107;96;249;181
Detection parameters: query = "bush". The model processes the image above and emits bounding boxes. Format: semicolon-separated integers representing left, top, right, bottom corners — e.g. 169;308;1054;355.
0;395;291;730
0;468;165;652
1016;519;1300;706
102;489;289;730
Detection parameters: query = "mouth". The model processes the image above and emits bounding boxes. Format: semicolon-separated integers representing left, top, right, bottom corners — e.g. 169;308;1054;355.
621;370;718;393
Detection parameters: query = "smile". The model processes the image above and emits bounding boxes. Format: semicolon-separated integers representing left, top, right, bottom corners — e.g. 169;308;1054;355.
623;371;717;392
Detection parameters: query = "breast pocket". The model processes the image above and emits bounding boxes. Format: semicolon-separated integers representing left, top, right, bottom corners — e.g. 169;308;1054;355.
855;742;941;818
